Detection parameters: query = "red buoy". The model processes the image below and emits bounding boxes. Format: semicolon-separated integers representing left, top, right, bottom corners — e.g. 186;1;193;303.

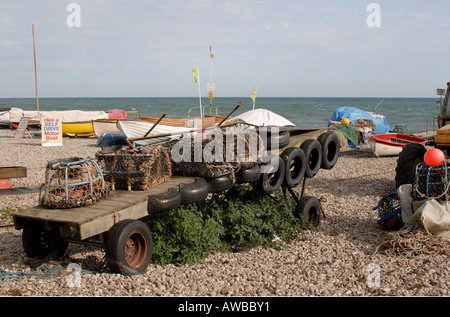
424;148;445;166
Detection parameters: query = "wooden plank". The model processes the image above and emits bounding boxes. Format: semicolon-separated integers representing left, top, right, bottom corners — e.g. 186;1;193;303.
0;166;27;179
13;176;196;235
78;200;149;240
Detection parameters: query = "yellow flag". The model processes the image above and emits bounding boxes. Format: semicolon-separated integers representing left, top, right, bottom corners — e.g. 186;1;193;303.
250;87;257;103
191;67;199;84
210;44;214;58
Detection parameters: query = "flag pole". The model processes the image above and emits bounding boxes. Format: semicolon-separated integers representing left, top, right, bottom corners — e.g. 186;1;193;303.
32;24;39;111
197;66;202;117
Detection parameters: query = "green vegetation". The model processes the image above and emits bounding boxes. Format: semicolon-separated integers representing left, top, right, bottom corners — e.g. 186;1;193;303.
144;185;313;266
0;206;19;223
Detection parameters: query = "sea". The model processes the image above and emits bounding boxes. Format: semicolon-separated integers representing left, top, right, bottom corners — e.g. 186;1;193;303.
0;97;441;134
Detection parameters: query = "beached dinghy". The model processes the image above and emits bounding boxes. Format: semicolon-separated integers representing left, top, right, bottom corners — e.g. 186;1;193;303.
368;133;428;157
117;119;195;145
92;119;122;138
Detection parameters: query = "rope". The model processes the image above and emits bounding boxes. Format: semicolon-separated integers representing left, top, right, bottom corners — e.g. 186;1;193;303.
0;263;63;285
374;225;450;258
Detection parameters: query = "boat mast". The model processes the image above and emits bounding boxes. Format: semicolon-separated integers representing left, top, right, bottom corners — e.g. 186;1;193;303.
32;24;39;111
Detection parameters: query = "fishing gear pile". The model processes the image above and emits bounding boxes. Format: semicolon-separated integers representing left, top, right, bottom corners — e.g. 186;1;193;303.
167;126;265;179
40;157;110;209
96;144;172;190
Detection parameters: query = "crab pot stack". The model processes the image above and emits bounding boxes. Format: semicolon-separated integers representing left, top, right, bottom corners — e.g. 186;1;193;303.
40;157;110;209
96;144;172;191
412;163;449;201
168;127;264;179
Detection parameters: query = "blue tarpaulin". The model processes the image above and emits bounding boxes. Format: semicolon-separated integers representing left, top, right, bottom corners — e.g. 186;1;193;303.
329;107;392;134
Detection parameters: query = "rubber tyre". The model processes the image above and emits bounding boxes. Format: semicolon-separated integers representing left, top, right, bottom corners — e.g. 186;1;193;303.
300;139;322;178
258;156;285;194
22;220;68;259
179;177;209;204
147;188;181;215
207;174;235;193
395;143;427;188
281;147;306;188
294;196;321;227
236;165;261;184
318;131;339;169
105;219;153;276
259;129;291;150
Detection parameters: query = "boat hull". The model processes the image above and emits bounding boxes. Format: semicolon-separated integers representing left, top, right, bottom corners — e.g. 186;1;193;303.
368;133;428;157
62;121;94;138
92;119;121;138
139;115;216;128
117;119;195;145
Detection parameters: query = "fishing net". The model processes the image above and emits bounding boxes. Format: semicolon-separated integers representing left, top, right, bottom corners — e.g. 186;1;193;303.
96;144;171;191
412;163;450;201
39;157;110;209
165;126;265;179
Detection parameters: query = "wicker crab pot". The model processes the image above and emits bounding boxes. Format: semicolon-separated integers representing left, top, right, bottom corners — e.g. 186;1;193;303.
96;144;172;191
40;157;110;209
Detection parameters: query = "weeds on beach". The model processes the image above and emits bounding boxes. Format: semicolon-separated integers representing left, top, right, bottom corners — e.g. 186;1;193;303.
145;184;312;266
0;206;19;224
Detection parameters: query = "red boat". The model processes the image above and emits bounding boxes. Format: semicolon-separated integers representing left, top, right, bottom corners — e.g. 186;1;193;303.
368;133;428;157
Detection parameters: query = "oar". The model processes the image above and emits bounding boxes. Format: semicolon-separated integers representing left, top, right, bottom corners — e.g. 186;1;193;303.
144;112;167;137
218;101;243;127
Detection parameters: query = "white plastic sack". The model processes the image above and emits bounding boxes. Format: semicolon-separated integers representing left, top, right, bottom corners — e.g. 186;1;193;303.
409;199;450;240
397;184;413;224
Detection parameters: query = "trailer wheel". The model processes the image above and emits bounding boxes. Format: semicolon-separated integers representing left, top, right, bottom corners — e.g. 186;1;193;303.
148;188;181;215
300;139;322;178
281;147;306;187
395;143;426;188
105;219;153;276
179;177;209;204
258;156;285;194
294;196;321;227
207;174;235;193
22;220;68;259
318;131;339;169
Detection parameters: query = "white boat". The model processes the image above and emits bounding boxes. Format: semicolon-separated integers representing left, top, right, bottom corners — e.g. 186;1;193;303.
117;119;196;145
92;119;122;138
368;133;428;157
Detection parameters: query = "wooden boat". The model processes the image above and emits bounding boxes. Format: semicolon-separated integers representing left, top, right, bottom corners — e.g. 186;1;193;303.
368;133;428;157
139;115;216;129
92;119;122;138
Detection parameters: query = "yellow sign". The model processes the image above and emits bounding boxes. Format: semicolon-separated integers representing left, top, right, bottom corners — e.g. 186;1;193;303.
208;92;213;99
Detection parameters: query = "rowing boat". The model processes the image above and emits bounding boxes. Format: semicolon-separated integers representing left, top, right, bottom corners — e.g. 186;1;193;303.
92;119;122;138
368;133;428;157
117;119;195;145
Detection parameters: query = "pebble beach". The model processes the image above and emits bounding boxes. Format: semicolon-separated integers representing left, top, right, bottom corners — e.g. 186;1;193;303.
0;128;449;298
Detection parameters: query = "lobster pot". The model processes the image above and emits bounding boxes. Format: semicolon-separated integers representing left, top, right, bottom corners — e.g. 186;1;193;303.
40;157;110;209
412;163;449;201
167;127;264;179
374;192;403;230
96;144;171;191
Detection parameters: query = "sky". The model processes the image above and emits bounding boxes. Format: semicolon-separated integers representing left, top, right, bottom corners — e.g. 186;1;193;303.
1;0;450;98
